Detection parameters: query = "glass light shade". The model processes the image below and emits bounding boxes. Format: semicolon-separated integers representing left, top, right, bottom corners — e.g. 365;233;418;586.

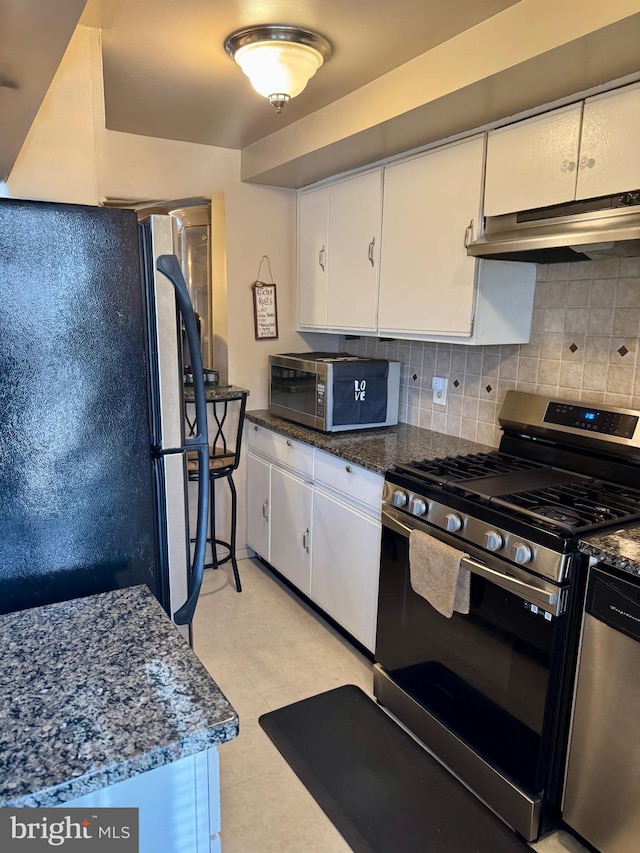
233;40;324;100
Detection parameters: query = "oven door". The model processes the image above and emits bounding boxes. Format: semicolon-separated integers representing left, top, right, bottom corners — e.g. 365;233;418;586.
374;506;569;840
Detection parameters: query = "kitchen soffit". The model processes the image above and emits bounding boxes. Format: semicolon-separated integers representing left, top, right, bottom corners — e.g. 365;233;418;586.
79;0;520;150
0;0;87;182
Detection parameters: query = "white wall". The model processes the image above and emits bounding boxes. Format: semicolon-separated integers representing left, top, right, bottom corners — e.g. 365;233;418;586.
8;26;241;205
8;26;101;204
222;179;336;409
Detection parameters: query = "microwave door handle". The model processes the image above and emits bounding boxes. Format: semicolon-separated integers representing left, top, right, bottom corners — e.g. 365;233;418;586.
156;254;209;627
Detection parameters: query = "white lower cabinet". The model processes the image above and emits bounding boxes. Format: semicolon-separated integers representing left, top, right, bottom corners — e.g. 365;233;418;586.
246;452;271;561
311;489;381;651
270;466;313;597
246;425;383;651
61;748;220;853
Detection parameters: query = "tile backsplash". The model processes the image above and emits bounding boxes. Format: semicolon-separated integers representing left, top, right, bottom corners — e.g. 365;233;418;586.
342;256;640;447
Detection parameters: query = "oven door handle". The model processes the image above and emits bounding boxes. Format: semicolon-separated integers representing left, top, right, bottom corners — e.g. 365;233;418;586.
460;556;560;614
382;507;562;615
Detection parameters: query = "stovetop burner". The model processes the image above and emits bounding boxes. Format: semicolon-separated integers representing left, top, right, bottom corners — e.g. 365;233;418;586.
393;450;640;535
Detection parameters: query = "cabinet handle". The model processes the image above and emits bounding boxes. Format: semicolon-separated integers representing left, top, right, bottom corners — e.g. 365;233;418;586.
286;439;292;447
303;528;310;552
262;500;269;522
463;219;474;249
345;465;352;473
319;245;326;271
368;237;375;267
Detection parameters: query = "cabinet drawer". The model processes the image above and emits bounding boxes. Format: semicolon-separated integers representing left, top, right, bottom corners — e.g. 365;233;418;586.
314;449;383;510
248;424;314;477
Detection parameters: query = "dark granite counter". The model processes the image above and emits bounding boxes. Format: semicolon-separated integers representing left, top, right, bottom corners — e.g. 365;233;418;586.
578;527;640;578
184;384;249;402
0;586;238;808
245;410;492;475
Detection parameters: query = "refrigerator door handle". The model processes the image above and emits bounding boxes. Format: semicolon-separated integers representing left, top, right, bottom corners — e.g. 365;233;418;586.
156;254;209;626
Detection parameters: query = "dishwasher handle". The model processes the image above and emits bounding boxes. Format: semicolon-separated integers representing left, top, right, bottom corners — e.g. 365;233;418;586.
588;566;640;642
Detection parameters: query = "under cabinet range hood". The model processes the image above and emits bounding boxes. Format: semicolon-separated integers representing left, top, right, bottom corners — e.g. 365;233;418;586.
467;190;640;263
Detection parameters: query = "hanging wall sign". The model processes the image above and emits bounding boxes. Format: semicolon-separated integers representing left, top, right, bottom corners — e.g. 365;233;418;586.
251;255;279;340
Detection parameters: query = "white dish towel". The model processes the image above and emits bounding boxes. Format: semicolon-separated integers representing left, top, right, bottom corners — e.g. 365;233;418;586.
409;529;470;618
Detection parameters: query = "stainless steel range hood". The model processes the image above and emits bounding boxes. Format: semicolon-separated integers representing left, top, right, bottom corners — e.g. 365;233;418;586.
467;191;640;263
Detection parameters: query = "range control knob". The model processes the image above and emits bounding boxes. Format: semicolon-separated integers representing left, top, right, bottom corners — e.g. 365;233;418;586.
512;542;532;564
392;490;408;508
485;530;504;551
444;513;462;533
410;498;427;517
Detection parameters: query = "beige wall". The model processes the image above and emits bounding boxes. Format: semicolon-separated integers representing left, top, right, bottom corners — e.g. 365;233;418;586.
8;26;242;205
221;180;336;409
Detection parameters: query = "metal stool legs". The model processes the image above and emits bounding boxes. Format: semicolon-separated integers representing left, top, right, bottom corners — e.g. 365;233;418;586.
204;472;242;593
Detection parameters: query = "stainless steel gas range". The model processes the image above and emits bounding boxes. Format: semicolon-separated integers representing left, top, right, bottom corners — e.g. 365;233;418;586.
374;391;640;842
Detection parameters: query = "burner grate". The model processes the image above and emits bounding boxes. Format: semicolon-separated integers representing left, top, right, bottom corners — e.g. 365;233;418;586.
397;451;543;485
492;480;640;532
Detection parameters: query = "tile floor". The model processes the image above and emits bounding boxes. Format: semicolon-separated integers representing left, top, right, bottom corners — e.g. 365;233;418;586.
192;558;588;853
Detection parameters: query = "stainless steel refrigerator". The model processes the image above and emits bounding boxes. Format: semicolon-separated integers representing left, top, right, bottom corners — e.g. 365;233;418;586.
0;198;209;639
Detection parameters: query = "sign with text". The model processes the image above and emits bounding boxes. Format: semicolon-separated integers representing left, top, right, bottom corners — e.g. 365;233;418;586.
0;809;138;851
252;282;279;340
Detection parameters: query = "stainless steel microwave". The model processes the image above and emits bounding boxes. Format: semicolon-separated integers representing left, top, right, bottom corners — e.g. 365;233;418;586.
269;352;401;432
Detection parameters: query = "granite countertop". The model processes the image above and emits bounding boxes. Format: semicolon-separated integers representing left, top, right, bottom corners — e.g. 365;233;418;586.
248;411;640;576
184;384;249;402
0;585;238;808
578;527;640;577
245;410;492;475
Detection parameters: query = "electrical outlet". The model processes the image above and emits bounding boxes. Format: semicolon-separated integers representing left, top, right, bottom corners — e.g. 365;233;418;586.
432;376;448;406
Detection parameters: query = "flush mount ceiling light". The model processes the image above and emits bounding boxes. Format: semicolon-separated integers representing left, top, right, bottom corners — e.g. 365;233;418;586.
224;25;332;114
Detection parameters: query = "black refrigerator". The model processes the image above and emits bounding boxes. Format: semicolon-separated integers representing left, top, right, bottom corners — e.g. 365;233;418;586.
0;198;209;637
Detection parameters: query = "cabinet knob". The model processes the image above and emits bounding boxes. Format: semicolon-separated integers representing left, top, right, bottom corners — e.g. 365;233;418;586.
562;159;576;172
254;425;258;431
345;465;352;473
287;439;292;447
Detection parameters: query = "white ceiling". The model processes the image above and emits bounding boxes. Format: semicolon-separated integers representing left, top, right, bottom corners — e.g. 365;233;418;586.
79;0;520;150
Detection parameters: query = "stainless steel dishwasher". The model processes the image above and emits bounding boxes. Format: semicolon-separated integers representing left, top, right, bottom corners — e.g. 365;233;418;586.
563;564;640;853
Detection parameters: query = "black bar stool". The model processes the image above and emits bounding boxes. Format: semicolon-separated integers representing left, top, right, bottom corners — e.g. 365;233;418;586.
186;392;247;592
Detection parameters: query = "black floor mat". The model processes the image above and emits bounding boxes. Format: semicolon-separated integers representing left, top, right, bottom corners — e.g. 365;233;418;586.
259;684;533;853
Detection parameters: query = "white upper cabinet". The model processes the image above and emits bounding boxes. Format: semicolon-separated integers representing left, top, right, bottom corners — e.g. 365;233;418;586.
297;135;535;344
327;170;381;331
298;170;382;333
484;104;582;216
576;83;640;200
378;136;484;337
484;82;640;216
297;186;328;328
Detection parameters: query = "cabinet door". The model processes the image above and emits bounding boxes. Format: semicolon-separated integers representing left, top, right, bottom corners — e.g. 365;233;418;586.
378;136;483;337
245;452;270;560
577;83;640;200
484;104;582;216
270;467;312;596
311;490;381;651
298;186;329;327
327;170;382;331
